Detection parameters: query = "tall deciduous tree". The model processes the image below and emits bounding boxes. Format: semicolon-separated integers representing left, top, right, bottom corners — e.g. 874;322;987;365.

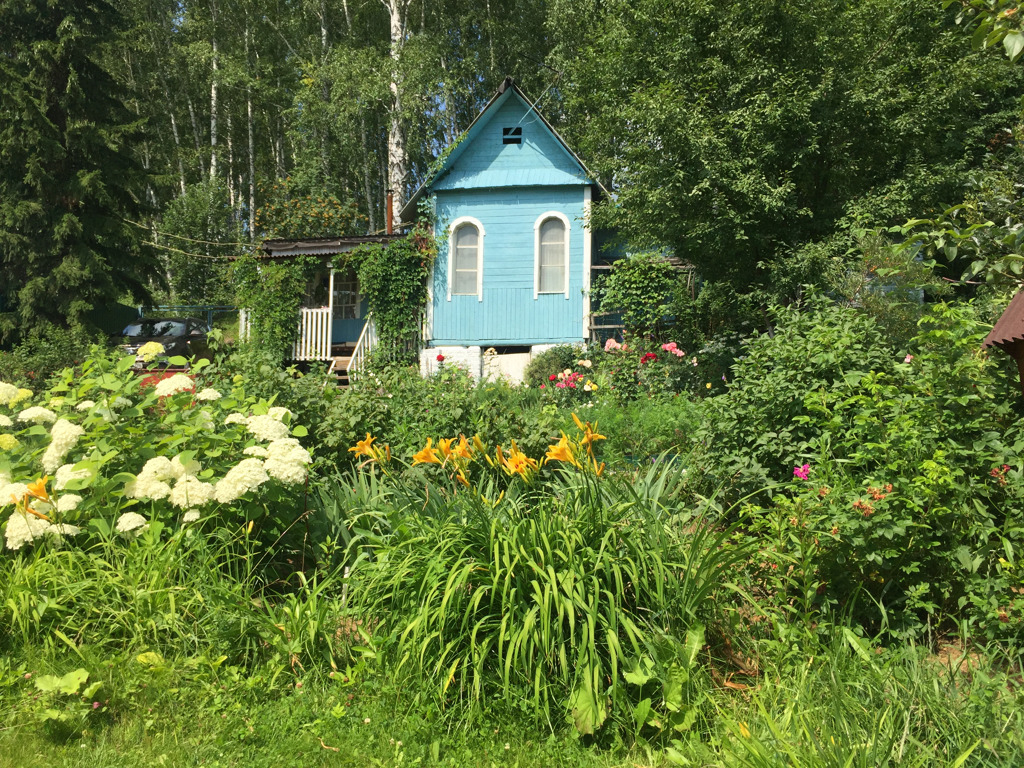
548;0;1024;292
0;0;160;341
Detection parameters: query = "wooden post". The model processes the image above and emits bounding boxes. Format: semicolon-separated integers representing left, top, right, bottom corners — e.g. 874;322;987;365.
386;189;394;235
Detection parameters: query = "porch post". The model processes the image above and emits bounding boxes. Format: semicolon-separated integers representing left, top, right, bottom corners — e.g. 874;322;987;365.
327;267;335;359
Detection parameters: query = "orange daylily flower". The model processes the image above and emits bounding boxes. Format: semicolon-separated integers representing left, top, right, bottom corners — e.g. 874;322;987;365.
26;476;49;501
348;433;378;459
437;437;456;461
502;440;538;477
412;438;442;465
545;434;580;467
452;435;473;460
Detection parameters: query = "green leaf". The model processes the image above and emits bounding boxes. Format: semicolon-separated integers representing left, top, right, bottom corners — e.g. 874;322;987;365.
35;668;88;695
1004;31;1024;61
568;678;607;735
136;651;165;667
291;425;309;437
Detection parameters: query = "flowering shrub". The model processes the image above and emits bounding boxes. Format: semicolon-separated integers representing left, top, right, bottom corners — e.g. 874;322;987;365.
0;348;313;552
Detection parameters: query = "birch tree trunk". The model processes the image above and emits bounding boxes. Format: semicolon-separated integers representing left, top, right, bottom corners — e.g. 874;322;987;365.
382;0;409;227
209;0;219;181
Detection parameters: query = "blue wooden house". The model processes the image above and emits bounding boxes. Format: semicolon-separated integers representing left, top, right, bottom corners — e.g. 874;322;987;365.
252;78;614;383
401;77;607;380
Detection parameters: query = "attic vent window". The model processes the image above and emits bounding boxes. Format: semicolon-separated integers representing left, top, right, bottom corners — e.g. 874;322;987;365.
502;126;522;145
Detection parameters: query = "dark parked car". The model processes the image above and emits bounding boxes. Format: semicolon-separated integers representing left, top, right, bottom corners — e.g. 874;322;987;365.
119;317;212;364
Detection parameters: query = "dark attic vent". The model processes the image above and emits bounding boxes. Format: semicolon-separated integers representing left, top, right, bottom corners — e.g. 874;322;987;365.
502;126;522;145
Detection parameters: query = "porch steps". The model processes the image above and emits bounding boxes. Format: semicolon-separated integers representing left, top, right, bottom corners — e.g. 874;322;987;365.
327;343;356;387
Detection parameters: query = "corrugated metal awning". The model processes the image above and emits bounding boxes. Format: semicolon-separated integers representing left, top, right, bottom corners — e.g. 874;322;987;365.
983;291;1024;349
261;235;401;259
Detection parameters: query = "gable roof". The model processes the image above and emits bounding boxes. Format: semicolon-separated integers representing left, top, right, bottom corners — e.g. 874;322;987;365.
400;77;606;222
984;290;1024;350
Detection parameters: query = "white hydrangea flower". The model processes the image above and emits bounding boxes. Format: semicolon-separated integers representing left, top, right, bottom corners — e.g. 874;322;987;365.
17;406;57;424
4;510;52;550
56;494;83;513
111;396;133;410
264;438;312;485
48;523;81;538
182;509;201;524
246;414;290;442
41;418;86;474
115;512;149;538
0;415;11;428
267;406;293;422
214;458;270;503
243;446;268;457
169;454;201;479
153;374;194;398
0;482;29;507
124;456;177;501
196;388;222;401
0;382;18;407
54;463;90;491
224;412;247;426
169;476;215;508
74;400;96;412
195;409;215;430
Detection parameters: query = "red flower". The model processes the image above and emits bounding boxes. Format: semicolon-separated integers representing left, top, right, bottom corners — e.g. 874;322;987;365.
436;354;445;363
640;352;658;364
549;374;557;381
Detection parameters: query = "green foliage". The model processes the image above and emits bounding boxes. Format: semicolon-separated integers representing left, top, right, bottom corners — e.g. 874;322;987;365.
522;344;586;389
231;254;319;361
253;178;367;240
159;179;240;305
0;325;105;388
345;460;744;737
593;253;681;339
350;224;434;361
0;0;160;342
551;0;1024;294
945;0;1024;62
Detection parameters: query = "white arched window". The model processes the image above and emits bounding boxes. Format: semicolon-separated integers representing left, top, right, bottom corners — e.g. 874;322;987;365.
448;217;484;301
534;212;570;298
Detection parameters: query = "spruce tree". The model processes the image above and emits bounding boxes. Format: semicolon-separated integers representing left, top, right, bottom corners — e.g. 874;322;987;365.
0;0;161;342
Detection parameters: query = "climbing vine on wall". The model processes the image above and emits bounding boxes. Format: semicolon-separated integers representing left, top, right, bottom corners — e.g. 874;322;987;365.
232;253;321;361
346;220;436;363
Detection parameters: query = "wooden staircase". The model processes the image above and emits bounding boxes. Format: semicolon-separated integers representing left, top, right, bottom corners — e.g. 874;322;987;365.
326;343;356;387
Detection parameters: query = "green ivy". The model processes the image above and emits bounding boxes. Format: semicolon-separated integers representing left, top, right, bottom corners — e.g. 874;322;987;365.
231;253;320;361
344;220;436;364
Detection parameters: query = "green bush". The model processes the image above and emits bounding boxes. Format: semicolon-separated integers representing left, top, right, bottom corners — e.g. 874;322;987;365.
522;344;586;389
0;324;104;388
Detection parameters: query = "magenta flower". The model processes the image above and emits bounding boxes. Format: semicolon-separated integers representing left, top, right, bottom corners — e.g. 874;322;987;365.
793;464;810;480
903;354;913;363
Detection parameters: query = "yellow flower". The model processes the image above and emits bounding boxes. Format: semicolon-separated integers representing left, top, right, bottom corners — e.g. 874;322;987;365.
437;437;456;461
0;434;18;451
348;433;377;459
706;382;712;389
412;438;441;466
499;440;538;477
13;388;32;405
545;434;579;467
26;476;49;500
572;413;606;447
452;435;473;459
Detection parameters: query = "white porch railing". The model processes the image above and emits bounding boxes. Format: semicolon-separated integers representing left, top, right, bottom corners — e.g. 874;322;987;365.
346;313;377;382
238;308;251;341
292;307;332;361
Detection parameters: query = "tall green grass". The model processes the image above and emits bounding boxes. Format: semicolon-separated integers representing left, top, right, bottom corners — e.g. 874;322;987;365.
341;460;746;735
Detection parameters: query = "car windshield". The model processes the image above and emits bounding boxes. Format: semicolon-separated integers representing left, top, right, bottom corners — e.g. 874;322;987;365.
122;320;188;338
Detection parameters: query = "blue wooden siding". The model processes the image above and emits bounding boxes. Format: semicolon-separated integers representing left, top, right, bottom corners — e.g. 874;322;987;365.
330;298;367;345
430;186;587;345
432;94;590;192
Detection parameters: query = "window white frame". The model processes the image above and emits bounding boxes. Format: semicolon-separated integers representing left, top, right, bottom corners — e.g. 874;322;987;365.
534;211;571;299
448;216;484;302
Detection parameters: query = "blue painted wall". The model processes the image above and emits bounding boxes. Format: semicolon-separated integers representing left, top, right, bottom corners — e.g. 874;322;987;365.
430;186;587;345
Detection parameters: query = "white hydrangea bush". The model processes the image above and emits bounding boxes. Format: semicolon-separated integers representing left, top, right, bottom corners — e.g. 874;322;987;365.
0;349;314;552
